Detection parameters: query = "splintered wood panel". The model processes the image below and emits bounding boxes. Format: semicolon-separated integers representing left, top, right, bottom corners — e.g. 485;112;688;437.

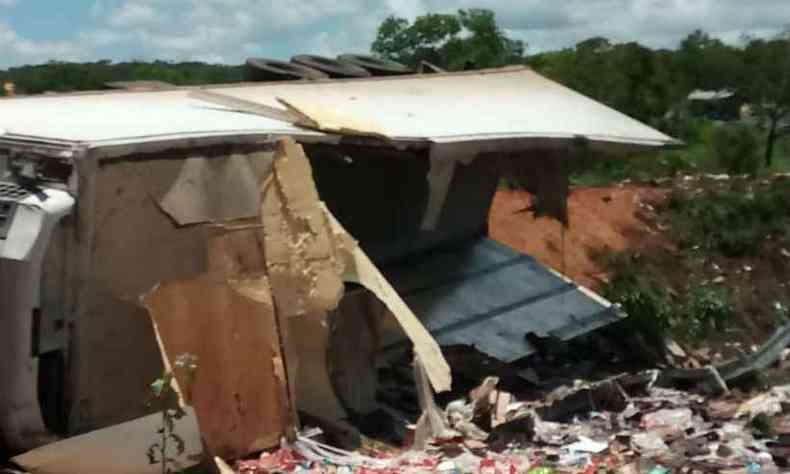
144;276;289;459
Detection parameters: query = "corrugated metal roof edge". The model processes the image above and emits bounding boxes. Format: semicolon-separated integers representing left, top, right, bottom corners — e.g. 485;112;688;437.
376;237;627;362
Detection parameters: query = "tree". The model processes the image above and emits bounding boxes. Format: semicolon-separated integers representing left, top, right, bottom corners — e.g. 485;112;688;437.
575;36;612;55
676;29;743;92
371;9;525;70
0;61;244;95
530;38;685;123
741;33;790;166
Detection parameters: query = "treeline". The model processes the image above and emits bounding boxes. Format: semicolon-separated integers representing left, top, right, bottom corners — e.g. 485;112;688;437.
530;32;787;127
0;60;244;95
371;11;790;165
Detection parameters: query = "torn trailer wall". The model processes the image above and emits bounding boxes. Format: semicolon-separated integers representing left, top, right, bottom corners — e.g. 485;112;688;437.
69;148;275;434
12;138;452;472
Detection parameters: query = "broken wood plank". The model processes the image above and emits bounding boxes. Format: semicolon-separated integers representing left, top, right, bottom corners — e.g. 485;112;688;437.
260;138;345;318
328;213;452;393
264;137;451;393
277;97;389;139
143;226;297;460
143;275;292;460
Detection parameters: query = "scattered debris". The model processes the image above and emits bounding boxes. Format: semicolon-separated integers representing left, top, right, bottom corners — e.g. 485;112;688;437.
220;369;790;473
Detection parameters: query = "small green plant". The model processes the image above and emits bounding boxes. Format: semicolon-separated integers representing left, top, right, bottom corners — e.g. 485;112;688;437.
708;124;761;176
146;353;199;474
656;150;697;176
682;287;734;339
600;248;737;343
603;269;673;348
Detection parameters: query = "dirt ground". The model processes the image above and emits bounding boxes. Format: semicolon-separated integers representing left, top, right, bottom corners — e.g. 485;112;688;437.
490;177;790;353
489;185;670;291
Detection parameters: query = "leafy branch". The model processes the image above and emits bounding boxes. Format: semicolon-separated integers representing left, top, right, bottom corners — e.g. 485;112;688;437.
146;353;199;474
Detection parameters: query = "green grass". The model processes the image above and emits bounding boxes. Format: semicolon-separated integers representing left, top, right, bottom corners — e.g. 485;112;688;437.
666;180;790;257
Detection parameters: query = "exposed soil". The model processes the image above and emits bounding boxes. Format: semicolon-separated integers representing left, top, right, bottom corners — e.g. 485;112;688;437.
489;185;671;291
489;177;790;353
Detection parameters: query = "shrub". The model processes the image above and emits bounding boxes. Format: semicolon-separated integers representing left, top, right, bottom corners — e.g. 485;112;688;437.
656;149;698;176
682;287;734;339
603;266;735;342
708;124;761;176
603;272;673;343
669;182;790;256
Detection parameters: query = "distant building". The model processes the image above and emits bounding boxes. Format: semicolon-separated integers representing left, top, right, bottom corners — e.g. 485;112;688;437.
687;88;741;121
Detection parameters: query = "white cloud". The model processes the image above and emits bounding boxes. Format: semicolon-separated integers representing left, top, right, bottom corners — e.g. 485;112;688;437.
90;1;105;19
479;0;790;51
108;1;158;27
84;0;375;63
79;29;126;47
0;22;83;66
1;0;790;68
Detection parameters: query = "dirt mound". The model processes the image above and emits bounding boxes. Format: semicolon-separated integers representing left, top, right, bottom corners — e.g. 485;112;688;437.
489;186;670;290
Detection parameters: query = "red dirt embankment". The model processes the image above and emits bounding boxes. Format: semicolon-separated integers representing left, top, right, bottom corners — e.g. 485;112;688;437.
489;186;669;290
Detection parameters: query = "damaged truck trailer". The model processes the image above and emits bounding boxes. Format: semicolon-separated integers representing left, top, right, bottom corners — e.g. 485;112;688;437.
0;67;677;472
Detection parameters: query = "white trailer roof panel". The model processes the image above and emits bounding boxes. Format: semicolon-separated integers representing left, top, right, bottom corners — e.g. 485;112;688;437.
0;67;677;148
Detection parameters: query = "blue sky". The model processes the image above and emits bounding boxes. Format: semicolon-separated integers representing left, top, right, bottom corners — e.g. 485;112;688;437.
1;0;788;68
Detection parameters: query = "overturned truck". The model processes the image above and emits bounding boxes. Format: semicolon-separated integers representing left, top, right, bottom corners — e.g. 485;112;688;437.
0;67;677;471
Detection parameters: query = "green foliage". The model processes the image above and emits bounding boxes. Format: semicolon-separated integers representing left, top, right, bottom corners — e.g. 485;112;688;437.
570;146;702;187
0;60;244;95
530;41;686;123
604;271;673;337
676;30;744;92
371;9;525;70
532;30;741;125
770;136;790;173
667;182;790;257
602;252;734;343
569;117;790;186
662;113;712;144
743;38;790;166
529;28;788;168
601;257;679;352
708;124;761;175
146;353;199;474
682;287;734;339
